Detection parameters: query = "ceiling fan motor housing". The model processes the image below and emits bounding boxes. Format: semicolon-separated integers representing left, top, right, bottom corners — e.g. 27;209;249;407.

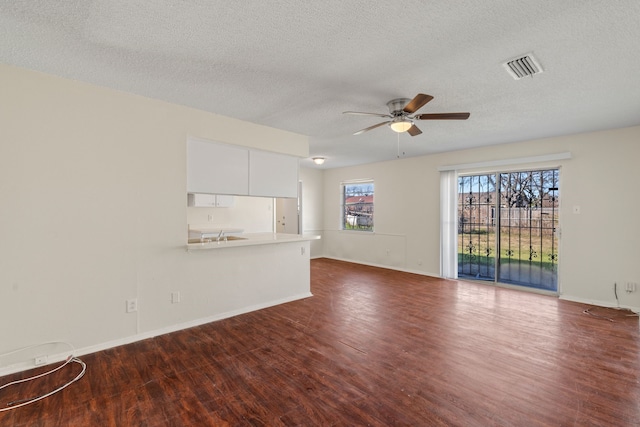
387;98;411;115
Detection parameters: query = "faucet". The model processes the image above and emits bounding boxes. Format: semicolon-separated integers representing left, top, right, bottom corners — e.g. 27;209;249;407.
216;230;225;242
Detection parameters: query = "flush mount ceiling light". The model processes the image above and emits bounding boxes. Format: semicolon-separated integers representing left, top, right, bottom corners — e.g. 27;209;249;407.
312;157;325;165
389;118;413;133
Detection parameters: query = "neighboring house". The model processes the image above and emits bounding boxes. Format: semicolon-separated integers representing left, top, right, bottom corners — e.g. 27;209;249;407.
344;195;374;229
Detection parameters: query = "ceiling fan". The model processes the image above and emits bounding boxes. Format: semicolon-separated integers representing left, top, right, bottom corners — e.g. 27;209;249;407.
343;93;470;136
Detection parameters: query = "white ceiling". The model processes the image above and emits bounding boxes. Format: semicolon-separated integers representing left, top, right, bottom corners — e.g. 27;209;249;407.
1;1;639;169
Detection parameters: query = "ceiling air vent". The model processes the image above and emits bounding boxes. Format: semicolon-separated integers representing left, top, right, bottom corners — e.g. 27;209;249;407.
503;53;543;80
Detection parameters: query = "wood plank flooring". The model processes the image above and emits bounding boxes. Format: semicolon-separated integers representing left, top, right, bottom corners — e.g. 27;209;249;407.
1;258;639;426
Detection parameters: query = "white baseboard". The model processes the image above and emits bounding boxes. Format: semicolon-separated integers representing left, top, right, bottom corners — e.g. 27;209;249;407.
320;256;440;278
0;292;313;378
559;294;640;313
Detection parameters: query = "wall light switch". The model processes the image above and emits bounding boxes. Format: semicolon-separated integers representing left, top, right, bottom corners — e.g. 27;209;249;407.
572;206;581;214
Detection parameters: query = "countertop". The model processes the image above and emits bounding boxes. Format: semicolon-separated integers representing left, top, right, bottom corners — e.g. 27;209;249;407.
186;232;320;251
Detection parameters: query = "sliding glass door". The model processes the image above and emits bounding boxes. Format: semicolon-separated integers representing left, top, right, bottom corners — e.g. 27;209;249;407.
458;169;559;291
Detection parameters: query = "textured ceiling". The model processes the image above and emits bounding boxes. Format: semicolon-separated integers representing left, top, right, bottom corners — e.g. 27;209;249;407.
1;0;639;168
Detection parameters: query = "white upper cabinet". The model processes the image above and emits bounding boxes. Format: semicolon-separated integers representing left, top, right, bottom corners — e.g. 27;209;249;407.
187;138;249;195
187;194;235;207
187;138;299;198
249;150;299;198
213;194;235;207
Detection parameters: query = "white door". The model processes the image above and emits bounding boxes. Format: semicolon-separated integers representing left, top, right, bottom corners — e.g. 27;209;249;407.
275;182;301;234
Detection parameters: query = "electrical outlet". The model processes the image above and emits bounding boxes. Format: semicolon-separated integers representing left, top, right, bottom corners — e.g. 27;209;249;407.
35;355;47;366
208;214;214;222
126;298;138;313
171;292;181;304
626;282;637;293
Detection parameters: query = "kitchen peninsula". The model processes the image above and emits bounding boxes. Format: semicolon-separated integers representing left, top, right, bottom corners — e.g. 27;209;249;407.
184;135;316;337
184;232;320;325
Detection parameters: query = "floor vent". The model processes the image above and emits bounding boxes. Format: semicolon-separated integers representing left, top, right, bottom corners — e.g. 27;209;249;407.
503;53;543;80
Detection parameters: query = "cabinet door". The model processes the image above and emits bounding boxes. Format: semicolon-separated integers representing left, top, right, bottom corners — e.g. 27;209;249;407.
214;194;235;207
249;150;299;198
187;193;216;207
187;138;249;195
187;194;235;207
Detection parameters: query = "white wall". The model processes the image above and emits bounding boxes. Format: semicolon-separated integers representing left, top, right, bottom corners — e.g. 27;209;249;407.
187;196;275;233
321;126;640;311
299;167;324;258
0;64;309;370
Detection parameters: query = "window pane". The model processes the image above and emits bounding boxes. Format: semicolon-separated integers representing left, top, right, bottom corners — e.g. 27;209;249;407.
342;182;374;231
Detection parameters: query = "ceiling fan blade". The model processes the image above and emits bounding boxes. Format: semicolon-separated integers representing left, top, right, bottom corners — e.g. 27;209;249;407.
353;121;391;135
407;125;422;136
343;111;392;118
414;112;470;120
403;94;434;114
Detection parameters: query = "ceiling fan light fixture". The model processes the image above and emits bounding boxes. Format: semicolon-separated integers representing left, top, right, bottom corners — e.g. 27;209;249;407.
312;157;325;165
389;119;413;133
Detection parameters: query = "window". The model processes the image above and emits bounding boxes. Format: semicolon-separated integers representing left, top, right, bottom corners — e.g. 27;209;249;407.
341;180;374;231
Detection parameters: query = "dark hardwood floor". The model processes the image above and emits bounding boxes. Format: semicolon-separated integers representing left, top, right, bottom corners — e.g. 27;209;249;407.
1;258;639;426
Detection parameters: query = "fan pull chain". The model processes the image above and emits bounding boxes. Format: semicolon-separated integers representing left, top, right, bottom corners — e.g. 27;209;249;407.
396;133;405;158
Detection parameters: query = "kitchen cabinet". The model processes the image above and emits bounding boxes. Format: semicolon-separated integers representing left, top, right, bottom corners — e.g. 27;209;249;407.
187;138;299;198
187;193;235;207
186;138;249;195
